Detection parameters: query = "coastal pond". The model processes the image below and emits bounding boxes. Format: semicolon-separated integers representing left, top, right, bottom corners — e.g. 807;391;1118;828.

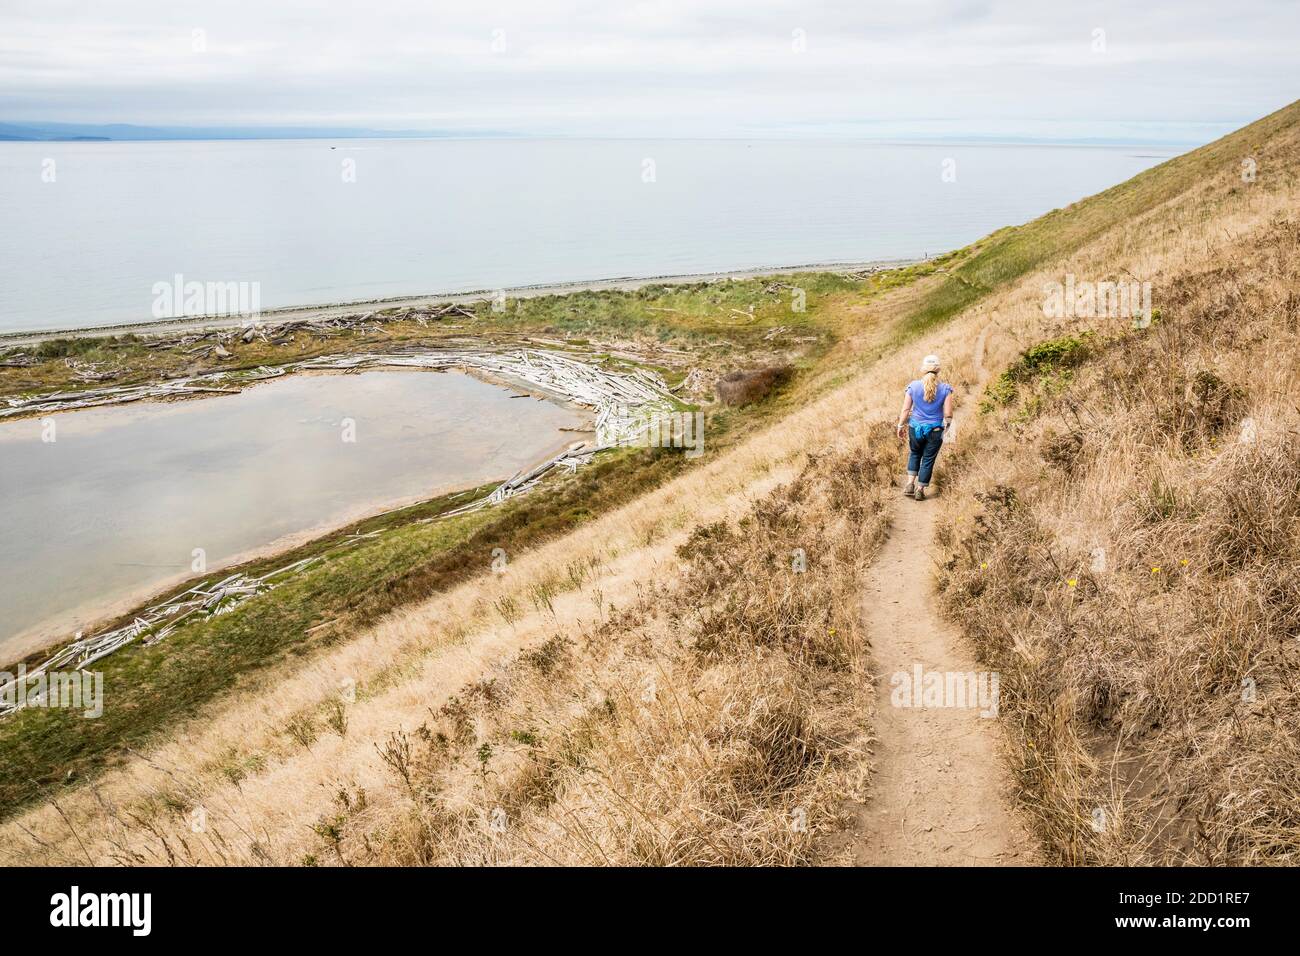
0;369;587;659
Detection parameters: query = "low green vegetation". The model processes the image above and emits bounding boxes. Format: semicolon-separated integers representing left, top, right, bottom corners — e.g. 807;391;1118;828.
980;333;1094;412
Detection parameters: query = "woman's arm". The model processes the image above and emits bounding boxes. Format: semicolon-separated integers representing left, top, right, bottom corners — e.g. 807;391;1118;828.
896;390;913;440
942;389;955;428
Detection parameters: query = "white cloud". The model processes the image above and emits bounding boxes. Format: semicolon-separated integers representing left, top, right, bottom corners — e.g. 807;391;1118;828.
0;0;1295;140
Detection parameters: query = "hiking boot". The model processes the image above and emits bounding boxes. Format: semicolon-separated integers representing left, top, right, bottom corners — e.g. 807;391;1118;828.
914;485;927;501
902;478;916;497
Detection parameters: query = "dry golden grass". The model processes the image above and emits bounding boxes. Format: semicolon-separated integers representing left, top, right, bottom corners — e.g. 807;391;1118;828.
936;136;1300;863
354;446;893;866
1;264;987;864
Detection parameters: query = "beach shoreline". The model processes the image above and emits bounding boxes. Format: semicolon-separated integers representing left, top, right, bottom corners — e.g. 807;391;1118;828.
0;257;921;345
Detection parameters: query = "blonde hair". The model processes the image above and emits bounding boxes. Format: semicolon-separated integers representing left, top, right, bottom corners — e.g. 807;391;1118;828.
922;369;940;403
919;354;942;402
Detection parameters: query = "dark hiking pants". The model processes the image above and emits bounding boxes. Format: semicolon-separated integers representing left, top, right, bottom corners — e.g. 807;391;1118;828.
907;425;945;485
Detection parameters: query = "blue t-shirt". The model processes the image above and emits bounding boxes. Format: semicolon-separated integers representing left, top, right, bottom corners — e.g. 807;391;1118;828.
907;379;952;426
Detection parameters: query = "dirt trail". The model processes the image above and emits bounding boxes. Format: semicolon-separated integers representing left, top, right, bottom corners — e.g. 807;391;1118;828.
848;498;1033;864
845;327;1034;865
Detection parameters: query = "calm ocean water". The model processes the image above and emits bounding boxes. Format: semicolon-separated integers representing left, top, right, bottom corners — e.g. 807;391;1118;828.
0;138;1179;334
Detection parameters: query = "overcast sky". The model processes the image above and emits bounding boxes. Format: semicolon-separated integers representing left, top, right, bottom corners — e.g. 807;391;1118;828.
2;0;1296;142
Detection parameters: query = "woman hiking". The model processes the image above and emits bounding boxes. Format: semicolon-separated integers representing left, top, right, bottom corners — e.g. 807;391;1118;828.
895;354;954;501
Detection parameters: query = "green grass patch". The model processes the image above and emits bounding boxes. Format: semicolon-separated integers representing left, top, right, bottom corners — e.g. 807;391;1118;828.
980;333;1094;412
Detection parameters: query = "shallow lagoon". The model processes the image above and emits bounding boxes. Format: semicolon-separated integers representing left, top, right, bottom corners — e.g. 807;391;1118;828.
0;370;585;658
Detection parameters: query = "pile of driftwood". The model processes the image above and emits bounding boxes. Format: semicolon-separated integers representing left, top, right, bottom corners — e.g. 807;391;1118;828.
133;302;479;357
0;365;286;418
437;443;602;518
836;266;888;281
294;346;669;405
0;554;330;717
232;303;477;341
2;345;672;423
63;359;123;383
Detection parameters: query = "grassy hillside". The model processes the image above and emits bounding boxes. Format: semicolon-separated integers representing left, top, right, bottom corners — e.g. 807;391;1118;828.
2;99;1297;865
904;99;1300;337
936;102;1300;863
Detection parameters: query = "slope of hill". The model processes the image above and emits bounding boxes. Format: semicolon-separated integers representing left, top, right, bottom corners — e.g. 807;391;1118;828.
3;99;1297;866
937;105;1300;865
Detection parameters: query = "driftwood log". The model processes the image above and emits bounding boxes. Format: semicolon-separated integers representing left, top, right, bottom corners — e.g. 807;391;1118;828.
0;553;326;717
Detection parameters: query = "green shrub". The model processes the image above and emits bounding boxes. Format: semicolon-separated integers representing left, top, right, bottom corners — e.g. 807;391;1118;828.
981;333;1093;411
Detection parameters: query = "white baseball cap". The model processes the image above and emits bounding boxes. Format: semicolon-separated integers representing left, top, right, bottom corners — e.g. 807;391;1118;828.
921;354;941;372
